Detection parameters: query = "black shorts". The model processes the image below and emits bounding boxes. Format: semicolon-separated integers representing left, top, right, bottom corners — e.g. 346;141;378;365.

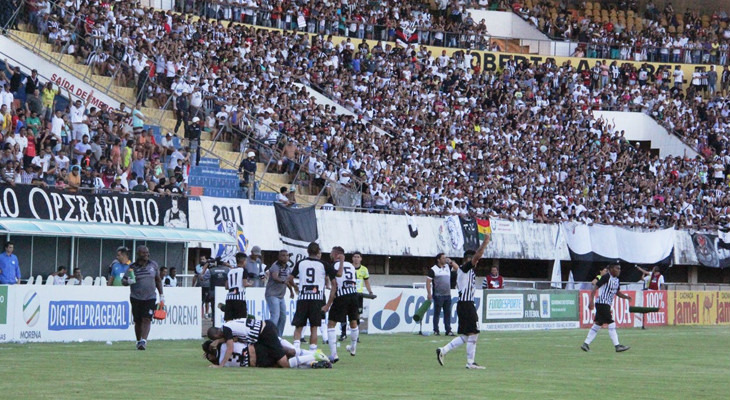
201;287;210;303
252;321;285;368
328;294;360;323
130;298;156;322
594;303;614;325
224;299;247;321
456;301;480;335
292;300;325;327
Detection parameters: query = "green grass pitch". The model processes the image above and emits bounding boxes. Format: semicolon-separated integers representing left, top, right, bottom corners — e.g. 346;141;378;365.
0;326;727;399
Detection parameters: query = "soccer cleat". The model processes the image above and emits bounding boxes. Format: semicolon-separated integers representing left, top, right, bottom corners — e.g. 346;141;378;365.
581;343;590;352
436;348;444;366
615;344;630;352
338;334;347;341
466;363;486;370
137;340;147;351
346;344;356;356
314;350;329;363
136;341;142;350
329;355;339;364
446;331;456;336
311;360;332;369
433;331;440;336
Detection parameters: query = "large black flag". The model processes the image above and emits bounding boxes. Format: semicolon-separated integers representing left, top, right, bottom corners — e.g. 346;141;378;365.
460;216;480;252
274;203;318;263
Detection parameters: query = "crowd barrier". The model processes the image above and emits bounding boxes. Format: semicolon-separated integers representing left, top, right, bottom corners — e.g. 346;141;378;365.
0;286;200;343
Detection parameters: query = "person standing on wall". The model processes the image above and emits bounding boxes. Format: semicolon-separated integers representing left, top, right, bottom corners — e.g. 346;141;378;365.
122;245;163;351
266;249;295;336
426;253;455;336
246;246;267;288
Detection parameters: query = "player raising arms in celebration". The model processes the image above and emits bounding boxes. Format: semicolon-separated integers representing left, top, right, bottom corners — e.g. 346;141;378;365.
581;262;632;353
287;242;341;351
436;234;491;369
322;246;359;362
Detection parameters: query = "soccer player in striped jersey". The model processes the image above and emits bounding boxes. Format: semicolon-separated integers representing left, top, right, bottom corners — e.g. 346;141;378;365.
436;234;490;369
322;246;358;362
286;242;340;352
581;262;632;352
224;252;253;321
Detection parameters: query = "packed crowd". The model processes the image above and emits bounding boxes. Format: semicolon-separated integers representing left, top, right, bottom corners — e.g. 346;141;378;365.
8;0;730;230
516;0;730;65
0;63;191;195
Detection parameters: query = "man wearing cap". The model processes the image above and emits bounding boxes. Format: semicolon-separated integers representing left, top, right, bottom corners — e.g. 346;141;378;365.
188;116;202;166
265;249;295;335
246;246;268;288
238;151;257;198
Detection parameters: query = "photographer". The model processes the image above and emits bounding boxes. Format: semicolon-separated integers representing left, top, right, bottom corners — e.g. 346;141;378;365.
204;256;231;322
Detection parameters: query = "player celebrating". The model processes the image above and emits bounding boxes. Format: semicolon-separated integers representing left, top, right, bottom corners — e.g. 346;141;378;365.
581;262;632;352
224;252;253;321
322;246;359;362
436;234;490;369
286;242;340;351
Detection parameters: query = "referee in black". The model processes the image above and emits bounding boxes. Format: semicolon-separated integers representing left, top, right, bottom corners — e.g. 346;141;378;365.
581;262;632;352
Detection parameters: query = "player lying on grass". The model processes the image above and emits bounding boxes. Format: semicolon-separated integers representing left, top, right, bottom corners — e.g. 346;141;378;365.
206;318;333;368
202;337;332;368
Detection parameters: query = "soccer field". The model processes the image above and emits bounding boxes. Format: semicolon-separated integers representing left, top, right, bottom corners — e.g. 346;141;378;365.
1;326;727;400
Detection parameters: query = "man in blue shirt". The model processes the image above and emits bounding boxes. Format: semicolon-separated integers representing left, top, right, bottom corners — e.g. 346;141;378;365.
0;242;21;284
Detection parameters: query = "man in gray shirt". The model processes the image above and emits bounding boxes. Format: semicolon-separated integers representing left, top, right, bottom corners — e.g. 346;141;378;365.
245;246;267;288
123;245;163;350
426;253;455;336
265;250;295;335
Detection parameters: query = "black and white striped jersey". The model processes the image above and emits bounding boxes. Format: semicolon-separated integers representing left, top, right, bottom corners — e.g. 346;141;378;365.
334;261;358;298
222;318;262;344
217;342;250;367
226;267;249;301
291;258;337;301
456;261;477;302
595;274;620;305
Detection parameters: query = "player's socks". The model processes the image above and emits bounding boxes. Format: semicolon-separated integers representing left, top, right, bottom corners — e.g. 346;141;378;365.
607;323;620;346
289;354;317;368
441;335;466;355
466;335;478;365
584;324;601;345
327;328;338;357
349;327;359;354
309;344;318;351
293;340;301;351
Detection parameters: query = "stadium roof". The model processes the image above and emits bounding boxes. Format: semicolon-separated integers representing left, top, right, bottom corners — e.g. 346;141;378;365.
0;218;235;244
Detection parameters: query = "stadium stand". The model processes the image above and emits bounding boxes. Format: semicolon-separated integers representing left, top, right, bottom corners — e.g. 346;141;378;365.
1;0;730;230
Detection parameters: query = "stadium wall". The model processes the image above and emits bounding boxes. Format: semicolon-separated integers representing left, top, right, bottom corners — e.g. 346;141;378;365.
0;286;200;343
189;198;704;265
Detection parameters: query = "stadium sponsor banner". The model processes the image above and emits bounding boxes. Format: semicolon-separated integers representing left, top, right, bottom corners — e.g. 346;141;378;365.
481;290;579;330
690;232;730;268
579;290;641;328
0;185;188;227
199;197;253;264
668;291;730;326
213;287;316;337
367;288;482;334
4;286;199;342
0;285;13;342
642;290;669;327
